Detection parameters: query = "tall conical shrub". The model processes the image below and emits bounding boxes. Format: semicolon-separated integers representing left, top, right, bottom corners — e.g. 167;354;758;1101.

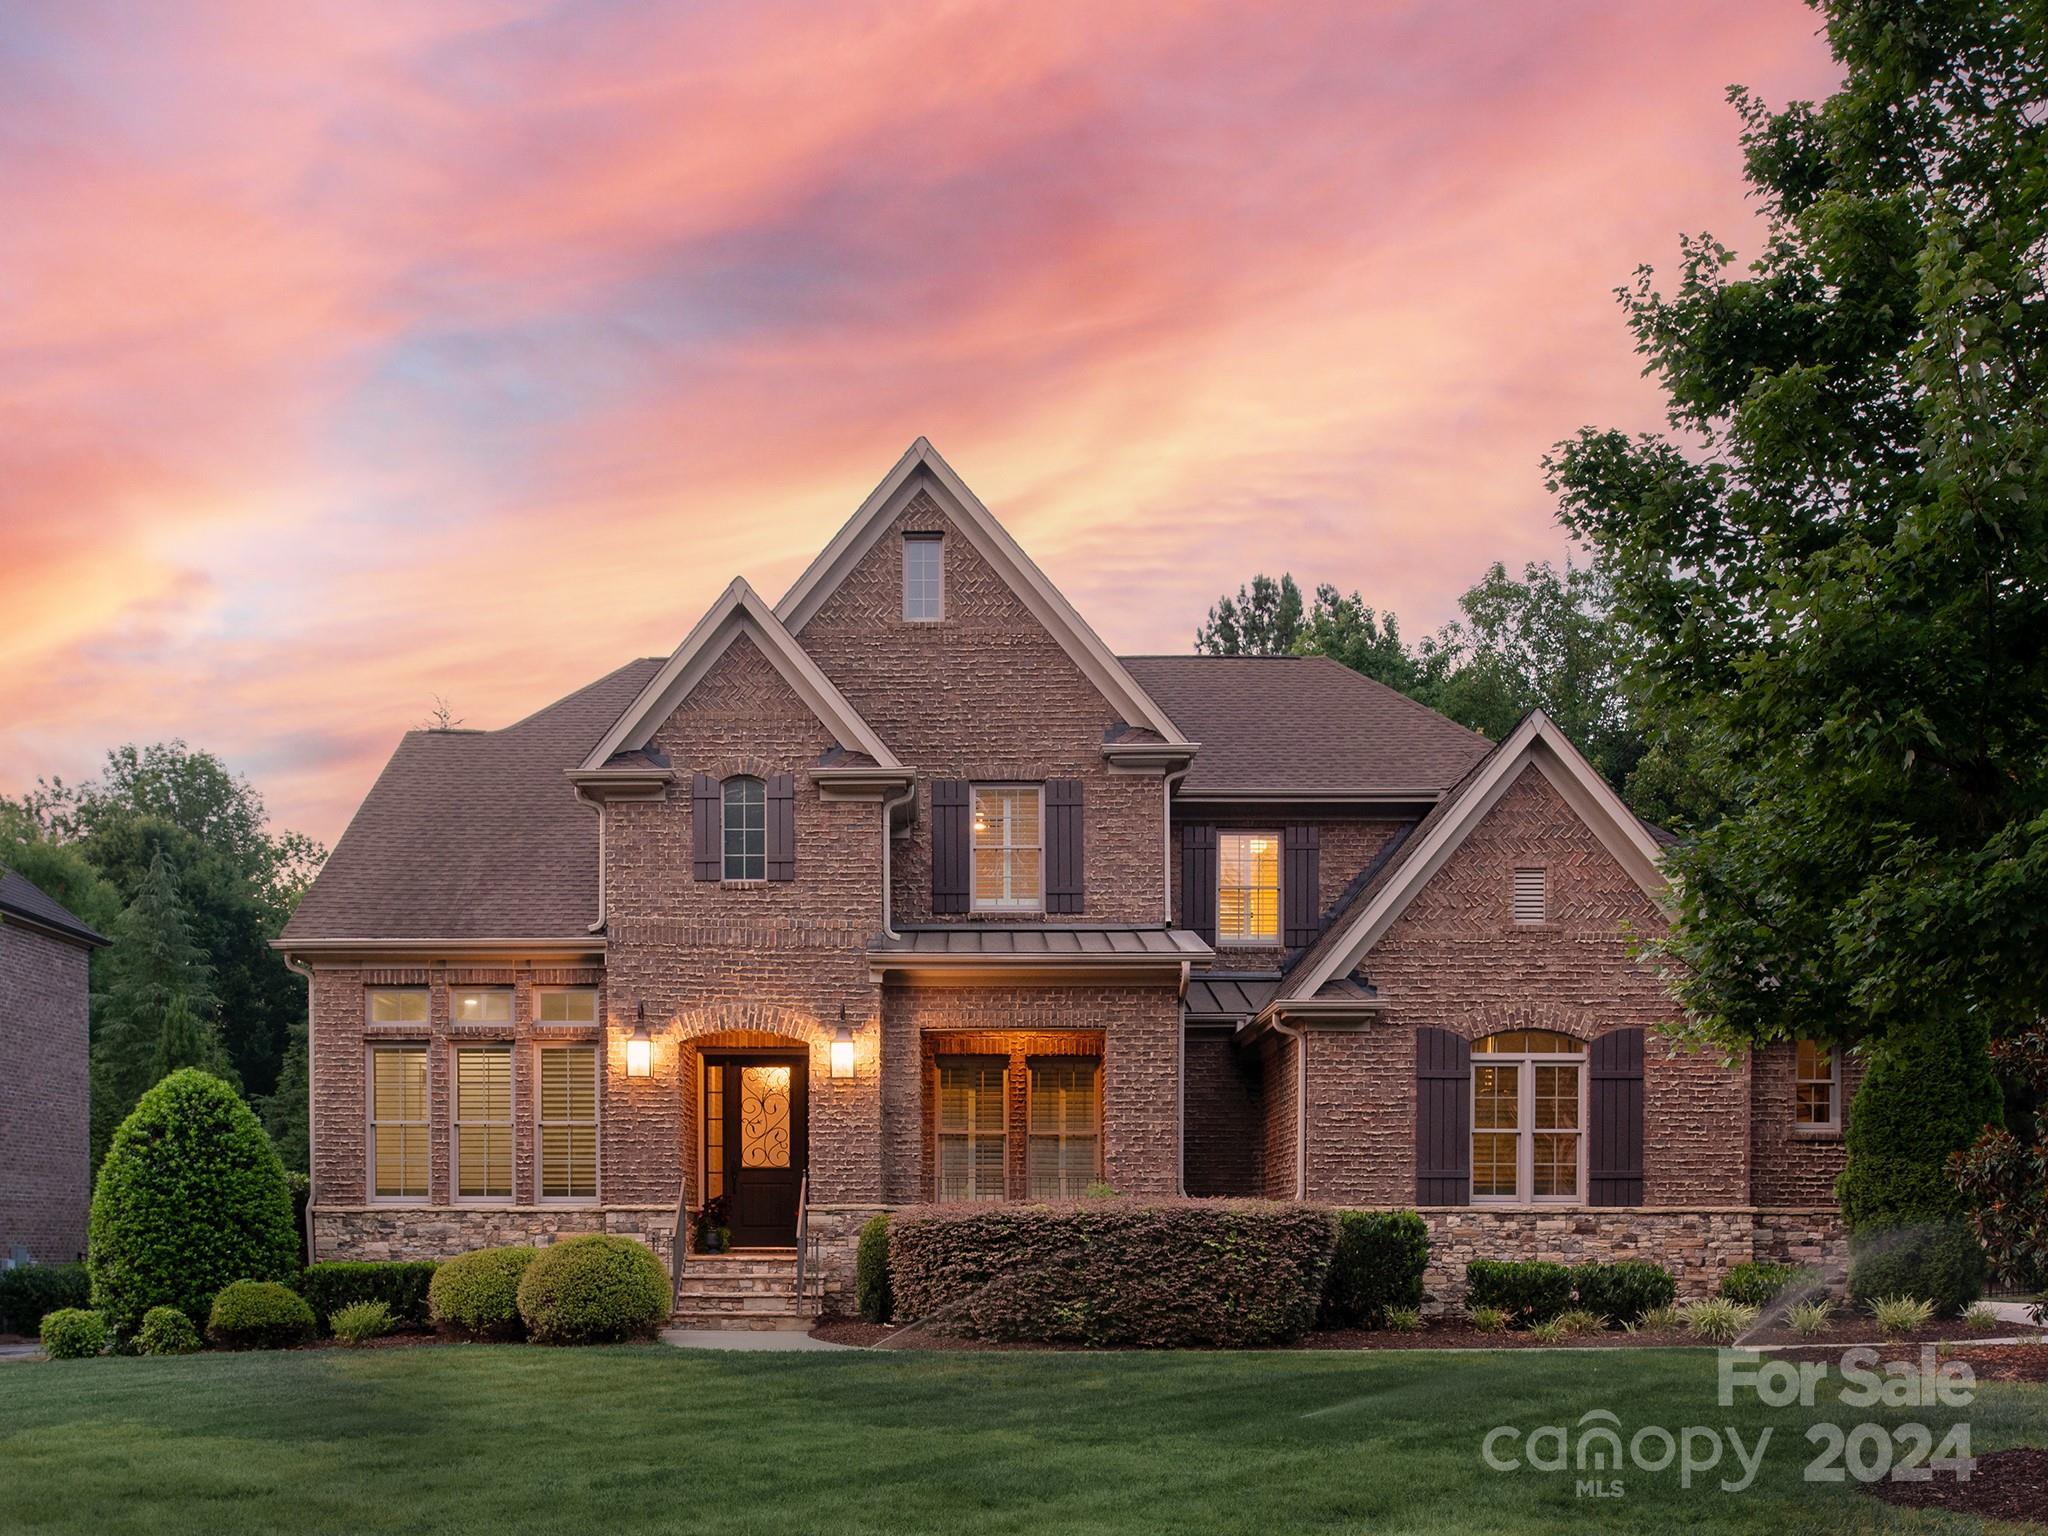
89;1068;299;1333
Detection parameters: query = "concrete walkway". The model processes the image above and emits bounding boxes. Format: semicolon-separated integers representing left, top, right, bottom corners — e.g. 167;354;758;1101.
1984;1299;2042;1327
660;1327;851;1352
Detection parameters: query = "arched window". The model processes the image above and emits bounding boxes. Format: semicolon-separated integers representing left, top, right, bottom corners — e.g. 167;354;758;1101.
721;776;765;881
1472;1029;1584;1203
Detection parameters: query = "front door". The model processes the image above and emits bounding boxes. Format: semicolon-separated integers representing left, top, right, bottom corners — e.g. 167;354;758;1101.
714;1054;807;1248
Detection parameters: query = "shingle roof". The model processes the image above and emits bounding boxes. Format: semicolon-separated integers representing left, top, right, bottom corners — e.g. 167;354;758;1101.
1117;655;1489;795
283;659;663;942
0;867;108;948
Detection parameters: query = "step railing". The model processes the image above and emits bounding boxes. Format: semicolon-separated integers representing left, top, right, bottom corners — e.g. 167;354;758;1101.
670;1181;689;1293
792;1172;809;1311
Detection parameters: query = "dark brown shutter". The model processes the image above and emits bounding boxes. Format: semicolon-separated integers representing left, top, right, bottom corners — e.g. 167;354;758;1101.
1589;1027;1645;1206
766;772;795;881
1045;779;1084;914
1415;1027;1471;1205
1283;824;1320;948
691;773;719;881
1180;823;1217;944
931;781;969;914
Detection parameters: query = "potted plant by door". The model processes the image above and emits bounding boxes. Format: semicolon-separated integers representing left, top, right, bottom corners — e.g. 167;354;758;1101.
695;1194;732;1254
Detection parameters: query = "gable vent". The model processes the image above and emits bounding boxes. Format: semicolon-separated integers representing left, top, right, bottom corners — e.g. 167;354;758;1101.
1512;868;1548;924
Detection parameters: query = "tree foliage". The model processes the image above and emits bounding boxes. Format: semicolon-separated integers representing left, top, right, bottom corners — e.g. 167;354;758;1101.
1953;1027;2048;1290
1545;1;2048;1060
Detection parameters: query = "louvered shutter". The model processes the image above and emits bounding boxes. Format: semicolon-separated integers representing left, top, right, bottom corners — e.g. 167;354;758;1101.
1589;1028;1645;1206
1180;823;1217;944
1283;824;1320;948
1045;779;1084;914
1415;1027;1471;1205
691;773;720;881
766;772;795;881
931;781;970;914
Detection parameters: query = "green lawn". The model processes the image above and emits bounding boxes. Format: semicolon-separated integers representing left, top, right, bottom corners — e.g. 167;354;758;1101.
2;1344;2042;1534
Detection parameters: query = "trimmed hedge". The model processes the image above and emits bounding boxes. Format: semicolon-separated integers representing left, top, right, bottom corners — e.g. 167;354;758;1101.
137;1305;202;1356
515;1235;671;1345
1719;1261;1811;1308
889;1201;1337;1347
1319;1210;1430;1328
429;1246;538;1339
856;1213;892;1324
0;1263;90;1334
1463;1260;1574;1324
299;1261;438;1328
1849;1223;1987;1318
207;1279;316;1349
1572;1261;1675;1324
39;1307;108;1359
88;1070;300;1333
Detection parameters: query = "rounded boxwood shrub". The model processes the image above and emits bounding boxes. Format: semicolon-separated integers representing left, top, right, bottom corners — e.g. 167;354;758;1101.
136;1305;201;1356
1849;1223;1988;1318
207;1279;316;1349
88;1069;299;1334
0;1263;91;1334
1319;1210;1430;1328
1463;1260;1574;1325
515;1235;671;1345
429;1246;539;1339
39;1307;109;1359
889;1201;1337;1348
1572;1261;1675;1324
857;1213;892;1324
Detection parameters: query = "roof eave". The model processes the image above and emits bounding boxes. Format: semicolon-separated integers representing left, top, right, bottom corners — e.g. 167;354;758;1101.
0;908;111;950
1101;741;1199;773
1171;786;1446;806
272;936;607;963
808;765;918;802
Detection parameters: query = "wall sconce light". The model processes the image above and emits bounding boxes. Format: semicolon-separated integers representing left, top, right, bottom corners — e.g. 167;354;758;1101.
830;1006;855;1080
627;1002;652;1078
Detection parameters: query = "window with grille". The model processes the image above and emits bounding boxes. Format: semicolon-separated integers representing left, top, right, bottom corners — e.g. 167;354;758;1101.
367;988;428;1024
1794;1040;1839;1129
722;776;765;881
704;1062;726;1200
903;534;944;621
1028;1059;1100;1199
369;1047;428;1198
536;988;597;1025
1471;1030;1582;1202
451;987;512;1024
936;1058;1007;1201
1217;832;1281;944
971;786;1041;912
1512;867;1548;924
455;1047;513;1200
539;1046;597;1200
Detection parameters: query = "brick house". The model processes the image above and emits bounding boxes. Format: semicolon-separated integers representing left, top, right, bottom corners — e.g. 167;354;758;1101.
1;867;107;1266
278;440;1853;1323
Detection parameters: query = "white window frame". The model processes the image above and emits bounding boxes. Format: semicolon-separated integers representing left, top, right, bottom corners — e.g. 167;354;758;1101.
1216;831;1283;946
535;986;598;1026
366;987;429;1025
366;1044;430;1202
902;532;944;621
722;775;766;882
970;784;1043;913
1794;1040;1840;1133
449;987;513;1025
537;1043;600;1203
1470;1035;1587;1205
453;1044;515;1204
935;1057;1008;1202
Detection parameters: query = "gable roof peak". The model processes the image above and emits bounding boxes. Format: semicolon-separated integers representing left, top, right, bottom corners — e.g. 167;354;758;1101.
776;440;1190;747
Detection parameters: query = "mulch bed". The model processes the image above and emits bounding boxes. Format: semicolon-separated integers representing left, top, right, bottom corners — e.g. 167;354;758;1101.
1936;1342;2048;1384
1866;1447;2048;1527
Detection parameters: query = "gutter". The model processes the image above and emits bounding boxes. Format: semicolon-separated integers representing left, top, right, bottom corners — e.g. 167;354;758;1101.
878;777;919;940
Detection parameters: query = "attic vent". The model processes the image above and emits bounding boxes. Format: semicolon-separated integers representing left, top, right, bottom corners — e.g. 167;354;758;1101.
1512;868;1548;924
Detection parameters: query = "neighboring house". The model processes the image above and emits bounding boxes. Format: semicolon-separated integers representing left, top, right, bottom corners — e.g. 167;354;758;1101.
278;440;1853;1322
1;867;107;1267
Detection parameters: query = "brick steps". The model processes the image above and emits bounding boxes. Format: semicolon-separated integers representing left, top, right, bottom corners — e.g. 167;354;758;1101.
671;1250;812;1332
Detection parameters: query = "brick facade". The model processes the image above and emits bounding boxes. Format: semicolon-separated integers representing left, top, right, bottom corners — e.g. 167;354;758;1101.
0;919;92;1264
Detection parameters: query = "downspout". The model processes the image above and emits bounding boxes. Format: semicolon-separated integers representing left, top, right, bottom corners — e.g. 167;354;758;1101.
1269;1014;1308;1200
284;954;318;1262
1161;764;1191;924
574;790;607;934
879;780;918;940
1177;958;1190;1195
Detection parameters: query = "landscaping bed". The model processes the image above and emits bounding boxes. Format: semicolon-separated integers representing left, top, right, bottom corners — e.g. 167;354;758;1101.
1865;1445;2048;1528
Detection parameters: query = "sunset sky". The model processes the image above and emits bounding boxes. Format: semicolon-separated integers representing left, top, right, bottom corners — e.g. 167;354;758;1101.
0;1;1841;849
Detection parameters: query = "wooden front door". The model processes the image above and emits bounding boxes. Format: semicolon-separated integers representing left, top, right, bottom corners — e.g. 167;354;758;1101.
714;1054;807;1248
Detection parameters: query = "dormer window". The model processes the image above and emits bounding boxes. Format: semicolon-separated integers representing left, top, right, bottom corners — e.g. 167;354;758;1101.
903;533;943;621
722;776;766;880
